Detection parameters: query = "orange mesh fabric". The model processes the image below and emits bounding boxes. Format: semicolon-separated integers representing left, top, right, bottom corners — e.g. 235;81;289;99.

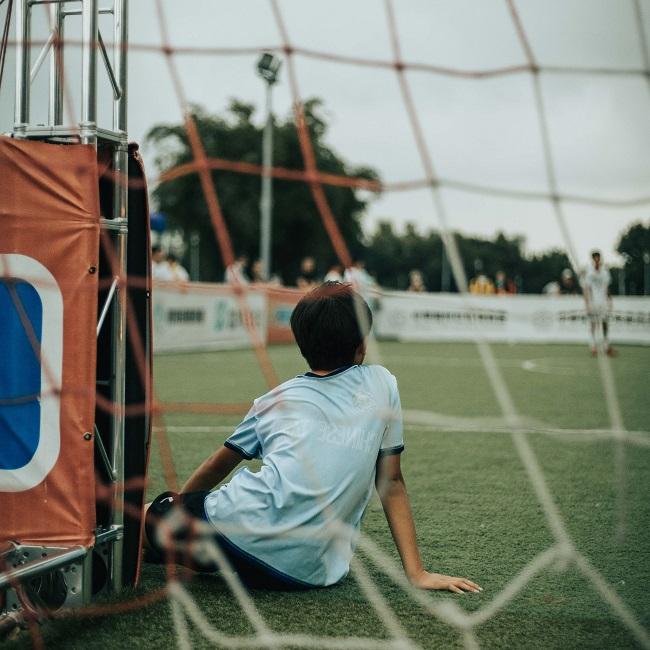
0;136;99;547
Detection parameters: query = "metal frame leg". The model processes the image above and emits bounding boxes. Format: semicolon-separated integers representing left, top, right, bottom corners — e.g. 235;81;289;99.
14;0;30;133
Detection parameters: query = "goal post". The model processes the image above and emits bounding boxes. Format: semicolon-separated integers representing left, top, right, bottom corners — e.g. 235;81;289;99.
0;0;151;628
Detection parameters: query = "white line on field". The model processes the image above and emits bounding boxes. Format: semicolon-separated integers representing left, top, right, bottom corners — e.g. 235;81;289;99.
154;425;235;433
153;422;650;447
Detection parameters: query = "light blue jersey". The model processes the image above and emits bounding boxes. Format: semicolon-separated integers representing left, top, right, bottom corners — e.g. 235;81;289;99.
203;364;404;586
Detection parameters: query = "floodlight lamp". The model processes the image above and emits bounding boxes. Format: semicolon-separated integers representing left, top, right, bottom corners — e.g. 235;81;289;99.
257;53;281;85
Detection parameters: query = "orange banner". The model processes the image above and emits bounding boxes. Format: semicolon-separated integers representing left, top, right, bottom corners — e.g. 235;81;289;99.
265;286;306;344
0;137;99;547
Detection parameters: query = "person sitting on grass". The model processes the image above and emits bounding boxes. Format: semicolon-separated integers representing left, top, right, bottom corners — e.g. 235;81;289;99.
144;281;481;594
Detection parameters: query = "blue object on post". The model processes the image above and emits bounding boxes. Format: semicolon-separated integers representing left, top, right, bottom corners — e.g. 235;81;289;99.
150;211;166;233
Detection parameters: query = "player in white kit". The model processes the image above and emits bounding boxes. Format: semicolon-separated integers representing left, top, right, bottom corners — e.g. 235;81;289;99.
582;250;615;356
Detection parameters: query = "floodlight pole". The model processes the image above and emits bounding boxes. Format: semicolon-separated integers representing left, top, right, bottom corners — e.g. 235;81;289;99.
49;2;65;125
13;0;29;129
80;0;98;144
260;82;274;281
257;53;280;282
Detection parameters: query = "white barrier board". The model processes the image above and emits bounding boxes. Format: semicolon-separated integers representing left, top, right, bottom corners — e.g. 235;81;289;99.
153;283;650;351
374;292;650;345
153;283;267;353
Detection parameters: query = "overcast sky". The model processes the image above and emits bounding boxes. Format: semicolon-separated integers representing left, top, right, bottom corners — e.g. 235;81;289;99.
2;0;649;267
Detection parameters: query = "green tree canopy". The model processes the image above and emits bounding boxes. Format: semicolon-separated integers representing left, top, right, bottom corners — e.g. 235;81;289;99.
146;99;378;283
365;223;572;293
617;222;650;295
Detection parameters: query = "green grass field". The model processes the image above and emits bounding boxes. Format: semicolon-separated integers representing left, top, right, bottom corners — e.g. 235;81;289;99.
9;342;650;649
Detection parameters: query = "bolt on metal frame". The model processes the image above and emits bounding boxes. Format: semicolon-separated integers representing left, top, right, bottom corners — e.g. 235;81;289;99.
6;0;130;602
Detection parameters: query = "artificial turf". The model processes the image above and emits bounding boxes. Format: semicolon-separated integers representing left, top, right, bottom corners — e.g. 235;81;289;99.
7;342;650;649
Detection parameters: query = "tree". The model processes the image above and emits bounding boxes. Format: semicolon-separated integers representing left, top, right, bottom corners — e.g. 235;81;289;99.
365;223;444;290
146;99;378;283
521;249;572;293
455;231;526;290
365;223;572;293
616;222;650;295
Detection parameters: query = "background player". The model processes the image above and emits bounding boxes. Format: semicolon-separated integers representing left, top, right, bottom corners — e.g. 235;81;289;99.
583;250;615;357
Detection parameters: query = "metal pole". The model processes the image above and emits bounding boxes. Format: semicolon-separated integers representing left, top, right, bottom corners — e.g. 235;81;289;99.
259;82;274;281
49;2;65;125
113;0;127;133
80;0;98;143
108;0;129;593
14;0;30;131
0;547;87;590
440;242;450;292
618;266;625;296
190;231;200;281
109;226;127;593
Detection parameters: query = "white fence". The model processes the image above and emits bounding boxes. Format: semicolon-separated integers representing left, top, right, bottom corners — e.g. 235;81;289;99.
374;291;650;345
153;283;650;352
153;283;267;353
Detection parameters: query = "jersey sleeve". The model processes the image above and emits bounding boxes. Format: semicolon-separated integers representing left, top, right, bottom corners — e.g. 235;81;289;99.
224;404;262;460
378;373;404;457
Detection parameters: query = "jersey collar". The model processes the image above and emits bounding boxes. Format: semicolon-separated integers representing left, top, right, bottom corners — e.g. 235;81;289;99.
303;365;355;379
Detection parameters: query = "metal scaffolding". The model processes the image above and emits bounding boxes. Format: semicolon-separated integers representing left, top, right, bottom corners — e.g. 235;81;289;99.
4;0;130;612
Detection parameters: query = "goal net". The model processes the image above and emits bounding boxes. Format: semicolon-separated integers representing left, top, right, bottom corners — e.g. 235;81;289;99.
1;1;649;648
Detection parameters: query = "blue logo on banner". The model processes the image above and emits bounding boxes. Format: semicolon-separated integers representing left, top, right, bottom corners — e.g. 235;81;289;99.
0;279;43;470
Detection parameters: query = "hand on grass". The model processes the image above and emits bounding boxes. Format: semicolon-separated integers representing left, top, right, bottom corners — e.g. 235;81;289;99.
409;570;482;594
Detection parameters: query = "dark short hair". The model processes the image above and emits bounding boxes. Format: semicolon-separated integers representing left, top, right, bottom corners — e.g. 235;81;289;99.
290;282;372;370
591;249;601;258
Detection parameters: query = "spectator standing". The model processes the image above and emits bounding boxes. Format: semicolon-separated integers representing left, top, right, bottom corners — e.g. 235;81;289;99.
495;270;517;295
345;260;380;312
542;280;560;296
167;253;190;282
250;259;265;283
559;268;580;295
250;259;282;286
344;260;374;292
152;246;173;281
225;254;250;285
495;271;507;295
324;263;344;283
408;270;426;292
469;274;495;295
297;256;319;290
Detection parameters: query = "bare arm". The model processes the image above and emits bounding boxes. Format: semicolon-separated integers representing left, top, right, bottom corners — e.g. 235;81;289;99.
182;446;243;493
141;446;242;551
375;453;481;593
